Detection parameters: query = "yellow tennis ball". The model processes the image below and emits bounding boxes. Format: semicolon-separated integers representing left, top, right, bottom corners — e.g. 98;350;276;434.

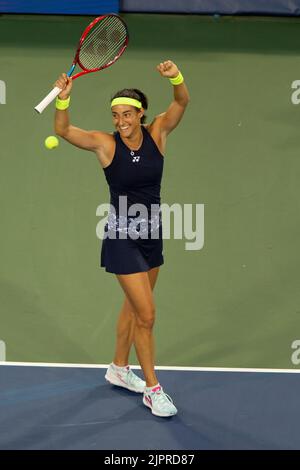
45;136;59;150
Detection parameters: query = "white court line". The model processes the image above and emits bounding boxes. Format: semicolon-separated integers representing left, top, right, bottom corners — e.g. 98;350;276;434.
0;361;300;374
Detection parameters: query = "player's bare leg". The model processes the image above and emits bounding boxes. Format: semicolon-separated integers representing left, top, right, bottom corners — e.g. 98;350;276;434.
113;267;159;368
116;268;159;387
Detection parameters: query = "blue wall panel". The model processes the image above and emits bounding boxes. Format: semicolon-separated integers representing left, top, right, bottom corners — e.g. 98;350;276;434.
121;0;300;15
0;1;119;14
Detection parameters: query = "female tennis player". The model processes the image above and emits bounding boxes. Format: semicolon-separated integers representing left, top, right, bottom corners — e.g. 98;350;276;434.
54;60;190;417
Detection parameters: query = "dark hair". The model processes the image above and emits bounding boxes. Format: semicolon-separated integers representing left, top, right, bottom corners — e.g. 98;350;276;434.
111;88;148;124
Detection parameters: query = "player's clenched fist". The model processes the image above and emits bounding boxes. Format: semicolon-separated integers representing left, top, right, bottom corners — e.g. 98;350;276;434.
156;60;179;79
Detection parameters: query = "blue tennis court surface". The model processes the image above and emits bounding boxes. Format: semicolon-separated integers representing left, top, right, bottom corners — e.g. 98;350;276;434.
0;364;299;450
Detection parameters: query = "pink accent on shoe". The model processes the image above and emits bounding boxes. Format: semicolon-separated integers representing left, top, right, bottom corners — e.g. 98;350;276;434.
145;396;152;407
116;372;128;385
151;386;161;393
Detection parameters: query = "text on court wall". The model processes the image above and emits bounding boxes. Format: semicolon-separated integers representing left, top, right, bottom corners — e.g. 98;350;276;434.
0;80;6;104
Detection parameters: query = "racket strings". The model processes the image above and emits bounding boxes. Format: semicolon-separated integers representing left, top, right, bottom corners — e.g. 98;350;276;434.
80;29;125;69
79;16;127;70
82;21;126;67
82;15;120;49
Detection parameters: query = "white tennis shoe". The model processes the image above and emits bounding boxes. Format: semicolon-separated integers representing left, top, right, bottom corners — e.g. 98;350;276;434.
143;385;178;417
105;363;146;393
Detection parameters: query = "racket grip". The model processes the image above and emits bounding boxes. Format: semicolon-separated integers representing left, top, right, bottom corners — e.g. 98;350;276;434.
34;86;62;114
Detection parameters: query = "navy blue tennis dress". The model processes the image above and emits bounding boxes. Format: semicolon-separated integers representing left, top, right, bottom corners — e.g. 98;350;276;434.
100;125;164;274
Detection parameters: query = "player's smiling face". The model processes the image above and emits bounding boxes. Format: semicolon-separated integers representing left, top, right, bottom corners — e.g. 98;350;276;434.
112;105;143;136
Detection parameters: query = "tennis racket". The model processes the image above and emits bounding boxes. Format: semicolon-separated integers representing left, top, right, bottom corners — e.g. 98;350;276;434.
34;14;129;114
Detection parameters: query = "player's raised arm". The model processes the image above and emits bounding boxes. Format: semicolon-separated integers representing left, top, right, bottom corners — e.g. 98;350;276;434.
54;73;109;153
156;60;190;135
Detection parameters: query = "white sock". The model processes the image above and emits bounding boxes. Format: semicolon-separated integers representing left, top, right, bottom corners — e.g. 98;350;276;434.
145;383;160;392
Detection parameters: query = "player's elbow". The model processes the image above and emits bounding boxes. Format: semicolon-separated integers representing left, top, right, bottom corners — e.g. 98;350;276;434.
182;94;190;107
176;95;190;109
55;125;70;138
183;98;190;108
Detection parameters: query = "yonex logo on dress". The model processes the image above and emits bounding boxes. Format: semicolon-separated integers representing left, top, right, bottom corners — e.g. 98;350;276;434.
132;156;140;162
0;80;6;104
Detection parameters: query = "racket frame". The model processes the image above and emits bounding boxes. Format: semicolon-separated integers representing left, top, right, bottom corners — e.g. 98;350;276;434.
34;14;129;113
70;14;129;79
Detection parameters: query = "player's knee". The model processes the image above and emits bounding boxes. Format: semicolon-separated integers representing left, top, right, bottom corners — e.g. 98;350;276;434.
136;306;155;330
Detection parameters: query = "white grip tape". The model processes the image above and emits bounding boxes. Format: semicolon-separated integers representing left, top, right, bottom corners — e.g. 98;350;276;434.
34;86;62;114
